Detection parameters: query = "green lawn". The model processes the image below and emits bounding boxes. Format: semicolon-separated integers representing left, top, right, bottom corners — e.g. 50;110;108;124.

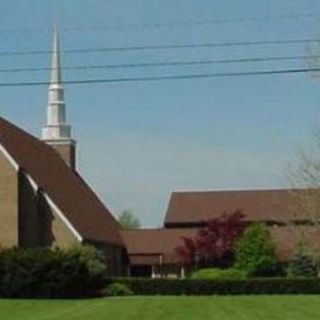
1;296;320;320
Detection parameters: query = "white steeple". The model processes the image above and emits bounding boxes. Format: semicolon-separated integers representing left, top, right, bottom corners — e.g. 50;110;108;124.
42;27;76;169
42;27;71;141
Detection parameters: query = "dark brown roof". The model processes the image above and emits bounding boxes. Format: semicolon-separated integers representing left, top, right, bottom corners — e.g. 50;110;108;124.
121;228;198;264
0;117;123;246
165;189;305;226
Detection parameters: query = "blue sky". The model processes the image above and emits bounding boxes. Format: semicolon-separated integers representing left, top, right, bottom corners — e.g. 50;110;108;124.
1;0;320;226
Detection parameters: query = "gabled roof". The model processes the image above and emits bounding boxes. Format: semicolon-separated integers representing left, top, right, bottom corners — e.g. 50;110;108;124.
121;228;198;264
0;117;123;246
164;189;305;226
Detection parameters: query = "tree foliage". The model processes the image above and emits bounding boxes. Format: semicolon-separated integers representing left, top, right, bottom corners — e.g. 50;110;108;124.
234;223;278;276
175;210;245;268
288;253;318;277
118;210;141;229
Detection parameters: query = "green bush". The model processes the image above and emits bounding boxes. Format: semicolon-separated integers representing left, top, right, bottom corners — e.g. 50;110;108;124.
191;268;246;280
288;253;318;277
0;246;107;298
103;283;133;296
110;278;320;295
234;223;279;277
249;258;286;278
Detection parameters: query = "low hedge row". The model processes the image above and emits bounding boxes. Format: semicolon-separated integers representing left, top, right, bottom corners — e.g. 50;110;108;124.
108;278;320;295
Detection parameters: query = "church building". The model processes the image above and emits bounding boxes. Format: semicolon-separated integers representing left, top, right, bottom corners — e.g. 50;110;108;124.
0;29;125;276
122;190;320;278
0;29;318;280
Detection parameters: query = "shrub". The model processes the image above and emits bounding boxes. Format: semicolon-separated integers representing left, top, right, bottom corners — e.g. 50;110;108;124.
110;278;320;295
175;210;245;268
234;223;278;277
191;268;246;280
0;245;107;298
103;283;133;297
68;245;106;279
288;253;318;277
249;258;285;277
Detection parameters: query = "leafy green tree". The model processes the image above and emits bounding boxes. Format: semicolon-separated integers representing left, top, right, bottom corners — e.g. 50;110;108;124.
118;210;140;229
234;223;279;277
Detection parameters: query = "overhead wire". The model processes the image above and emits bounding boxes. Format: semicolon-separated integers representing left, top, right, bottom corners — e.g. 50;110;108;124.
0;54;317;74
0;67;318;87
0;38;319;56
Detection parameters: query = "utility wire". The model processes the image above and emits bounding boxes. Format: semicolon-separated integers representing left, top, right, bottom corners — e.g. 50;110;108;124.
1;13;320;33
0;67;318;87
0;54;317;74
0;38;319;56
66;13;320;29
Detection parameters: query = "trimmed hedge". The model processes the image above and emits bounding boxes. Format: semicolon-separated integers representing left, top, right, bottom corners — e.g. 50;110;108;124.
108;278;320;295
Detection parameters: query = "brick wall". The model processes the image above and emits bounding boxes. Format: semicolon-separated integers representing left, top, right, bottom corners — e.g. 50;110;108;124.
0;149;19;247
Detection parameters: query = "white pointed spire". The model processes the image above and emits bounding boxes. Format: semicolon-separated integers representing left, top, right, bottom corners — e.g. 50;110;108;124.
50;27;62;84
42;27;71;141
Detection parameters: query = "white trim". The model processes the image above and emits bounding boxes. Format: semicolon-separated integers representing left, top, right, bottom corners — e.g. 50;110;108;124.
0;143;19;171
180;267;186;279
43;193;83;243
151;265;156;279
25;173;38;191
43;139;76;146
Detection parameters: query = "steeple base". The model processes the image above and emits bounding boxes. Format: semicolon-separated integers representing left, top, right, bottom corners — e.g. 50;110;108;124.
44;139;76;169
42;124;71;140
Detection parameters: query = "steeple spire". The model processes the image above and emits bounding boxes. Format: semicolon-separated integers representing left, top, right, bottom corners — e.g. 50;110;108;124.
42;27;76;168
50;26;62;85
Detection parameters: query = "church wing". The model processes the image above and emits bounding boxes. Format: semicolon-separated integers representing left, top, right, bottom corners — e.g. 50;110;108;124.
0;117;123;247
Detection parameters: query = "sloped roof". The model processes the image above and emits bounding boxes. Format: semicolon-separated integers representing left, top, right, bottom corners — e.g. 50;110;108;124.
165;189;306;226
121;228;198;264
0;117;123;246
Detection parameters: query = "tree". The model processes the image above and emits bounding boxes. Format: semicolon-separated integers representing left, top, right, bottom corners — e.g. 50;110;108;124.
287;129;320;260
175;210;245;268
118;210;140;229
234;223;279;277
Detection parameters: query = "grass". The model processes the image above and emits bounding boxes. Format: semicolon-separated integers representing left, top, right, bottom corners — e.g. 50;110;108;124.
1;296;320;320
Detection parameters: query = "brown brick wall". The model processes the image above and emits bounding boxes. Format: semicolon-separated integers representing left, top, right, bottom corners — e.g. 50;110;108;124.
37;192;78;248
0;149;19;247
51;206;78;248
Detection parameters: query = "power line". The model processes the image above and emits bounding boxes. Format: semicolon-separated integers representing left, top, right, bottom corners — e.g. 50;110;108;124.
0;54;316;74
1;13;320;33
0;38;319;56
67;13;320;29
0;67;318;87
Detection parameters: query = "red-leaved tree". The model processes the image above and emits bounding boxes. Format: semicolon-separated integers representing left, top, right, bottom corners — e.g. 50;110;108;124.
175;210;245;268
